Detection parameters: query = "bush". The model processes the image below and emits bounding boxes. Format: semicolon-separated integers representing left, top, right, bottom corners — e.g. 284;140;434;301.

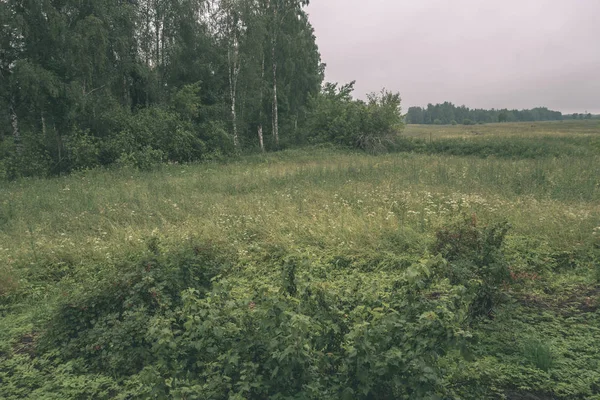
64;129;101;171
433;215;512;319
40;240;227;376
0;266;18;299
139;258;470;399
305;82;404;152
116;145;165;170
522;339;554;371
463;119;474;126
451;120;458;125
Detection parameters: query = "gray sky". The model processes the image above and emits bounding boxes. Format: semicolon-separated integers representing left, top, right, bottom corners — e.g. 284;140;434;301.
306;0;600;114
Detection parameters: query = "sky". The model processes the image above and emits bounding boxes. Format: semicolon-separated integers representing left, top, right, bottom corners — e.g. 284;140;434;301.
306;0;600;114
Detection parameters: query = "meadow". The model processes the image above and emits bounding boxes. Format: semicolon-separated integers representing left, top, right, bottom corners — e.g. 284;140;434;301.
1;120;599;399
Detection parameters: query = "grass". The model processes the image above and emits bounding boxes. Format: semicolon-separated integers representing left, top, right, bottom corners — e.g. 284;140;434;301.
1;120;599;399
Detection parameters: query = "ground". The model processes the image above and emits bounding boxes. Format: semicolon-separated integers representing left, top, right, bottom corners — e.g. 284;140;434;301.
0;120;599;399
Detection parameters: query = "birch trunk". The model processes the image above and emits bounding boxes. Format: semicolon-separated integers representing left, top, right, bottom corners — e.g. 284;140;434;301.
258;125;264;152
271;38;279;148
226;6;241;150
271;5;279;148
258;54;265;152
10;105;21;156
41;111;47;137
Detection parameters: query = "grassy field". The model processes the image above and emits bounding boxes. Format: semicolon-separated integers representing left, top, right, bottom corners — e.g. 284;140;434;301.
1;121;599;399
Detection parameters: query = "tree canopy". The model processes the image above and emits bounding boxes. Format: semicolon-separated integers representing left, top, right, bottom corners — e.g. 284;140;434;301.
0;0;325;178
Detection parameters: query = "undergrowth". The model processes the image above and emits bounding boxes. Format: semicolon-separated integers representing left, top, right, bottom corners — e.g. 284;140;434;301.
1;124;599;399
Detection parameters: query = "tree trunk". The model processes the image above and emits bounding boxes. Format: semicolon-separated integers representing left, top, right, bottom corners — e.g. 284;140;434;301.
231;86;239;149
271;4;279;148
10;105;21;156
272;39;279;148
258;54;265;153
228;34;240;150
257;125;264;153
41;111;46;137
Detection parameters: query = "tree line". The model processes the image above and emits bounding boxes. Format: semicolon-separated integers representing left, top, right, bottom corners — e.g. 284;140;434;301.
405;102;568;125
1;0;402;179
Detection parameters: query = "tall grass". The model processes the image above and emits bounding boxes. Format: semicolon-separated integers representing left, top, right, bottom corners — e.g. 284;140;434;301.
1;144;598;279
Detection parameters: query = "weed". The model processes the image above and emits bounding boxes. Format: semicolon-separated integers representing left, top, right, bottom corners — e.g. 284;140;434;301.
522;339;554;371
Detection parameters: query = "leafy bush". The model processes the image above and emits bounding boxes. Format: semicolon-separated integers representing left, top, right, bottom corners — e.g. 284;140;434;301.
116;145;165;171
39;240;228;377
64;129;101;171
110;107;207;166
306;82;403;152
463;119;474;125
137;257;471;399
0;266;18;299
522;339;554;371
0;131;52;179
433;215;512;319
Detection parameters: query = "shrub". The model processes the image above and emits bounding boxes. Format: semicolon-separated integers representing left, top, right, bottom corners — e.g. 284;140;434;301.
116;145;164;170
0;266;18;298
141;259;470;399
39;240;227;377
64;129;101;171
433;215;512;319
522;339;554;371
463;119;474;126
305;82;404;152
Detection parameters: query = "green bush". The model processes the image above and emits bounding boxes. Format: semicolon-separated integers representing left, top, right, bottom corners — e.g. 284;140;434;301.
522;339;554;371
39;240;227;377
0;265;18;298
138;258;470;399
305;82;404;152
433;215;512;319
116;145;164;170
111;107;207;165
64;129;101;170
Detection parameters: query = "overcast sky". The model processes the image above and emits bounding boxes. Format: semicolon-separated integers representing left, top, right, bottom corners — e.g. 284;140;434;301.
306;0;600;114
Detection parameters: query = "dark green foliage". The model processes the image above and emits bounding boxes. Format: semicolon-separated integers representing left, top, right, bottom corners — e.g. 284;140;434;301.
305;82;404;152
39;242;228;377
522;339;554;371
0;0;323;178
433;216;512;319
0;235;505;399
390;134;597;159
133;257;470;399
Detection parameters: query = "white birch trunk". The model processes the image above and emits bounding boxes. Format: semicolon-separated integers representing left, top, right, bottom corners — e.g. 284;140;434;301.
226;4;241;150
271;36;279;148
258;54;265;152
258;125;264;152
10;105;21;155
41;111;47;137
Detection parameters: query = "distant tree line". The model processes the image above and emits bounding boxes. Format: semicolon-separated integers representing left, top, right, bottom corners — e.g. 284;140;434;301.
563;113;595;120
405;102;565;125
0;1;403;179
